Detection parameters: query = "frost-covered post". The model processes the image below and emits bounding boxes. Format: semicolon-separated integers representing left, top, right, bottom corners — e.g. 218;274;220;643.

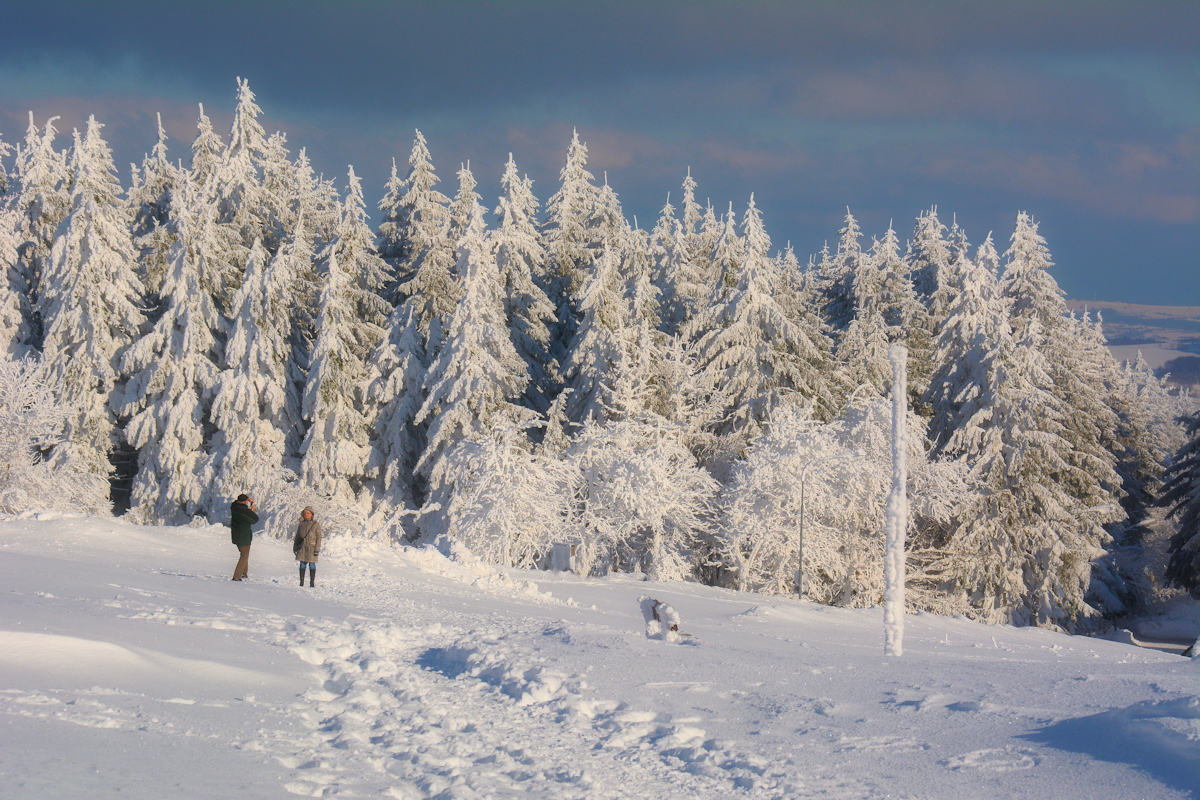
884;344;908;657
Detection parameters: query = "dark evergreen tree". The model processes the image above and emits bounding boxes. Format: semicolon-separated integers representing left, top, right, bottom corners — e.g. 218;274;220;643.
1160;410;1200;597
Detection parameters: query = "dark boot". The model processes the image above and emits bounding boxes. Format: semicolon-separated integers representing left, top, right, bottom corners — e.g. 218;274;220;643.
300;565;306;586
309;567;316;587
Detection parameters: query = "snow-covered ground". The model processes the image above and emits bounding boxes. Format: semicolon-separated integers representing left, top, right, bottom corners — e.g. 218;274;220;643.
1;516;1197;799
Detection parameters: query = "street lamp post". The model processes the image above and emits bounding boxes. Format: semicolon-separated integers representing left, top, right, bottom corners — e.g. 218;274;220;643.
796;451;860;599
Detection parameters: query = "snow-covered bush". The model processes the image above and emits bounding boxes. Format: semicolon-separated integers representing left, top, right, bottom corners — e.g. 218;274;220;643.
432;421;577;568
245;466;368;542
0;357;109;515
719;398;971;606
565;418;719;580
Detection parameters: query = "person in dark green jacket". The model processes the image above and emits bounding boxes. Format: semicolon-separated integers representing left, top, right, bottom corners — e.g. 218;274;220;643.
230;494;259;581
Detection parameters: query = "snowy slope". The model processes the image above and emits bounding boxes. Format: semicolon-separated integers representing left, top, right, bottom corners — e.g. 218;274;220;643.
1;516;1197;799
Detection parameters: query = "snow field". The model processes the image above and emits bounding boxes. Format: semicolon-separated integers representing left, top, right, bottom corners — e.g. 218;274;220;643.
1;515;1198;799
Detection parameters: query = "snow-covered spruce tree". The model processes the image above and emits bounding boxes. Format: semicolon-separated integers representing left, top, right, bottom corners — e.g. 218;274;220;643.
852;231;887;319
933;217;970;319
1044;314;1125;528
874;223;927;345
183;104;249;318
298;249;376;504
129;116;178;270
363;302;426;539
997;213;1127;619
257;131;294;250
0;131;9;198
770;245;805;329
565;415;719;581
890;210;953;406
589;176;626;264
687;196;842;435
433;418;577;568
130;113;180;236
678;170;706;264
187;104;225;193
562;233;635;425
331;165;392;320
937;318;1120;630
393;153;459;360
38;118;146;482
212;78;269;250
1071;310;1153;500
376;158;406;268
1123;350;1188;466
276;210;322;454
416;203;534;537
206;232;306;510
376;130;450;292
815;210;864;336
0;134;35;359
258;138;341;257
1159;410;1200;596
115;180;223;524
999;212;1064;336
719;399;969;605
11;114;69;335
1008;226;1125;452
309;153;347;244
975;231;1000;278
924;239;1007;454
298;167;389;506
648;193;695;338
577;221;725;463
594;230;667;425
625;226;662;338
669;173;716;327
128;113;182;299
492;154;557;411
1070;315;1167;608
542;129;599;354
696;201;724;282
0;219;29;360
0;356;110;515
838;307;892;399
837;233;892;398
644;334;732;477
702;204;742;312
906;207;951;312
448;161;483;246
1111;352;1168;501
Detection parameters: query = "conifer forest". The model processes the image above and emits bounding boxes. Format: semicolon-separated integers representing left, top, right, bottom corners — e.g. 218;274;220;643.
2;80;1198;632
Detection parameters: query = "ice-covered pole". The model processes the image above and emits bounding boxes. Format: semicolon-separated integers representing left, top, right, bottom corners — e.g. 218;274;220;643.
884;344;909;657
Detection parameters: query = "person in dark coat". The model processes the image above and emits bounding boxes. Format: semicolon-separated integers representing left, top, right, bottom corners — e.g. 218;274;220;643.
229;494;258;581
293;507;321;587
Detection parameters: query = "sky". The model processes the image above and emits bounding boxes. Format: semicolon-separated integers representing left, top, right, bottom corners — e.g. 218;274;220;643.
1;0;1197;306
